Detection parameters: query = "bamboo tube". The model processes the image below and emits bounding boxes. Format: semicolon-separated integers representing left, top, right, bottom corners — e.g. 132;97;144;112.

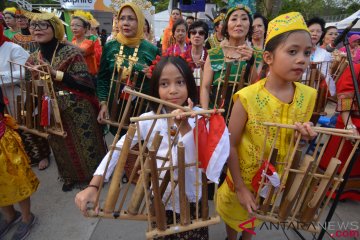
110;67;124;121
16;95;22;124
145;216;220;239
201;172;209;220
131;109;224;122
103;124;136;213
17;125;49;139
300;158;341;223
36;86;44;130
309;64;317;87
25;81;33;128
280;150;302;204
159;170;171;198
278;155;314;221
260;149;279;214
127;132;163;215
217;62;232;108
149;147;167;231
316;85;326;113
178;142;191;226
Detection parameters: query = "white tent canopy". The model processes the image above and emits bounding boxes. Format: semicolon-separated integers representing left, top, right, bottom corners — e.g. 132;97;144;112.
335;10;360;29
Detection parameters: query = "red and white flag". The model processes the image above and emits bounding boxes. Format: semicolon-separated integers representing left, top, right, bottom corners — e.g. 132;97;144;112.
195;114;229;183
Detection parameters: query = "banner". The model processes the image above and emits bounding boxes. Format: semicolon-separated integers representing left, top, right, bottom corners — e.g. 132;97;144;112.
60;0;113;11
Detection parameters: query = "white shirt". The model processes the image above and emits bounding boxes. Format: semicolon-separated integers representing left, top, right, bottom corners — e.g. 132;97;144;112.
0;42;29;85
311;46;336;96
94;109;202;213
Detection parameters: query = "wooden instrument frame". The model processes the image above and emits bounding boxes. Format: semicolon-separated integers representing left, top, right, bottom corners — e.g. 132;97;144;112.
3;61;66;138
254;122;359;233
88;87;224;239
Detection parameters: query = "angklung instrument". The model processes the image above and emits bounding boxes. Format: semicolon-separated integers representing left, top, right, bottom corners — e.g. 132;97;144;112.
253;122;359;233
0;61;65;138
88;87;225;239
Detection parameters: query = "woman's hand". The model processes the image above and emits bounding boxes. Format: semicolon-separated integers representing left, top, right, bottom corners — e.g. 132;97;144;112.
236;44;254;61
142;66;151;79
236;185;257;214
74;187;99;217
27;60;56;77
295;122;317;141
97;104;109;123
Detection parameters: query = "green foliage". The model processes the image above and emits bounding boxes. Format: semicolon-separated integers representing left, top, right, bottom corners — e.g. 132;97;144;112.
153;0;170;13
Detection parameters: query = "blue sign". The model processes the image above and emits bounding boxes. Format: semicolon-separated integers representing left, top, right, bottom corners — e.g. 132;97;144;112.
179;0;206;12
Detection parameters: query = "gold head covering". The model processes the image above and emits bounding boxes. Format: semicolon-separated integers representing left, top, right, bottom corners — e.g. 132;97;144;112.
72;10;92;23
116;2;144;47
265;12;309;46
22;10;65;41
89;13;100;28
214;13;225;24
3;7;17;16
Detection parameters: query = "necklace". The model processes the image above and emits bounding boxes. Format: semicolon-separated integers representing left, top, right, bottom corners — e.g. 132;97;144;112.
191;48;205;67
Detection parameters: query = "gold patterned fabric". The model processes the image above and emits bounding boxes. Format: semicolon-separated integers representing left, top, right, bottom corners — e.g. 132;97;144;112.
216;79;317;232
0;116;39;207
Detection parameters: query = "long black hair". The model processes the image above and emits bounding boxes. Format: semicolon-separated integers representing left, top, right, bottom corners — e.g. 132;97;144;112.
149;56;197;112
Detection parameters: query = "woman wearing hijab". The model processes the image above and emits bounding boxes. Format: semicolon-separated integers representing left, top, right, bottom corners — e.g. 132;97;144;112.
24;10;107;191
96;3;160;126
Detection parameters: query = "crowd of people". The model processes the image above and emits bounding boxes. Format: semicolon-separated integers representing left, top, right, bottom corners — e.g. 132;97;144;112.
0;2;360;240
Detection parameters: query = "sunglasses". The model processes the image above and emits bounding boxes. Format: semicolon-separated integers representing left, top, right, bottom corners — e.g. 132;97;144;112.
189;30;206;36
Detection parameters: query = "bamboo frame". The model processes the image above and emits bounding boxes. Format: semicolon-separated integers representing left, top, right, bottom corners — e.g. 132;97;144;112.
254;122;360;234
86;89;223;239
6;61;66;138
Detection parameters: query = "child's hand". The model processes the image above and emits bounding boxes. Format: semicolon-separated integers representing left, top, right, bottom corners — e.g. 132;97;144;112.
171;98;194;127
171;98;194;135
75;187;99;217
236;186;258;214
295;122;317;141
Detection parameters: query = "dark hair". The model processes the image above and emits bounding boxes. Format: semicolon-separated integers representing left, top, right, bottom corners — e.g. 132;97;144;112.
265;30;310;52
72;16;89;29
320;26;337;45
188;20;209;38
186;16;195;21
149;56;198;112
306;17;325;32
172;18;188;35
144;18;150;34
221;8;253;40
251;13;268;41
171;8;182;15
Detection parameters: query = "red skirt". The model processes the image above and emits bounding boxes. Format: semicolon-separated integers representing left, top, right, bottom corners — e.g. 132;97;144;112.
319;116;360;201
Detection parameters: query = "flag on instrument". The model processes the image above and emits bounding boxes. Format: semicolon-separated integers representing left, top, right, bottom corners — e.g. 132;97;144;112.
40;95;51;126
195;114;229;183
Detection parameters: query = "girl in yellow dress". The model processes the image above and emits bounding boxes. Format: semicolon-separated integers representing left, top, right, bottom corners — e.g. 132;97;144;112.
0;89;39;240
216;12;318;240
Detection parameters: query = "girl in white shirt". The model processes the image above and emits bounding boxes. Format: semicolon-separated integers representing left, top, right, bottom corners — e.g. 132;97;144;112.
75;56;219;239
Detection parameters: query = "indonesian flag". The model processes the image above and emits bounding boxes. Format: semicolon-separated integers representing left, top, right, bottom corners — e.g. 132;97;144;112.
195;114;229;183
252;160;280;198
40;95;51;126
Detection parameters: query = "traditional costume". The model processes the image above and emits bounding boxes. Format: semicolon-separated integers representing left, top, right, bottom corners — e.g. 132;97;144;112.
216;11;317;232
319;64;360;201
71;10;99;76
0;88;39;207
205;10;225;50
3;8;20;39
88;13;102;70
12;10;38;53
23;10;107;189
96;2;160;134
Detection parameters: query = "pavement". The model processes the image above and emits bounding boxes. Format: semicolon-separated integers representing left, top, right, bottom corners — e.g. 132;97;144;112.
2;102;360;240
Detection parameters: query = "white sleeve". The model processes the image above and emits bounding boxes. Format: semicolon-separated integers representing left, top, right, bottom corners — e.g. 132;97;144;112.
0;45;29;85
93;126;141;182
